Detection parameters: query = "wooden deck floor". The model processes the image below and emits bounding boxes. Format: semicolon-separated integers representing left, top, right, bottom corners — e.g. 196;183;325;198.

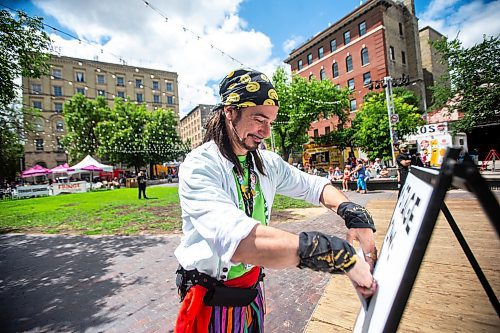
305;199;500;332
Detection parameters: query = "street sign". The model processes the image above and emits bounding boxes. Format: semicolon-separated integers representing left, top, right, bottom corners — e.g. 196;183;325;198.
390;114;399;123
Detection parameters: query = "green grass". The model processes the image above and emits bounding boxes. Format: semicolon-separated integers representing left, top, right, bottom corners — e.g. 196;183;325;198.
0;187;312;235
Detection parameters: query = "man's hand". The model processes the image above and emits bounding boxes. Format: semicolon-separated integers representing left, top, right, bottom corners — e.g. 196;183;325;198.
346;228;377;272
346;259;377;298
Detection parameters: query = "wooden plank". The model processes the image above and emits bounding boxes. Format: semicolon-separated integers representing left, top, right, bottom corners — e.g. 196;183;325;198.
305;199;500;332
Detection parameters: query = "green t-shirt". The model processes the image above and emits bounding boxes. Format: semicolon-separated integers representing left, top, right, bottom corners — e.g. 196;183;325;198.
228;155;268;280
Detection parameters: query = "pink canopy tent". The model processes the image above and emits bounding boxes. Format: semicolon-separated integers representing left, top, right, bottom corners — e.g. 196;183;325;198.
75;165;103;190
21;165;52;178
50;163;70;174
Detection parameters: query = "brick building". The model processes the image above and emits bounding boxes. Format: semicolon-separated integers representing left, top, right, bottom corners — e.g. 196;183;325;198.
22;55;179;169
179;104;214;149
419;26;448;110
285;0;427;140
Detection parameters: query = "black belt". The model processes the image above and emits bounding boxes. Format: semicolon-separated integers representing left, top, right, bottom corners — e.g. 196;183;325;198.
175;266;265;307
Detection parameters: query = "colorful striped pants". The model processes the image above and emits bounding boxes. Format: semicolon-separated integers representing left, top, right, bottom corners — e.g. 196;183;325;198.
208;284;265;333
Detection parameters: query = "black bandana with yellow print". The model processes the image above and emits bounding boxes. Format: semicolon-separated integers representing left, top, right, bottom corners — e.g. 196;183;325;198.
218;68;279;108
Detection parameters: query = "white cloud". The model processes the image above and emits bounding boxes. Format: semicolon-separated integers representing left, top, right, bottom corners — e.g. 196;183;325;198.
33;0;282;117
282;35;305;55
419;0;500;47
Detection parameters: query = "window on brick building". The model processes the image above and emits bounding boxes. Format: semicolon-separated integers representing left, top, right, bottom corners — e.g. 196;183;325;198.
298;59;303;70
35;139;44;151
330;39;337;52
117;91;125;99
52;68;62;79
56;120;64;132
363;72;371;86
31;84;42;94
135;79;143;88
401;51;406;64
53;86;62;96
166;82;173;91
346;55;353;72
361;47;369;65
167;96;173;104
332;62;339;78
325;126;331;134
307;53;313;65
347;78;355;90
97;89;105;96
359;21;366;36
96;74;105;84
75;71;85;82
35;118;44;132
116;76;125;86
136;93;143;102
320;68;326;80
344;31;351;45
32;100;42;110
153;94;160;104
350;99;357;111
399;23;404;36
153;81;160;90
318;47;324;59
76;87;85;95
314;129;319;137
390;46;395;61
54;103;63;113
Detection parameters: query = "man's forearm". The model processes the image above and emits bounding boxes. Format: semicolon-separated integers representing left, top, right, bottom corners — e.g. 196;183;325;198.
320;184;349;213
232;224;300;269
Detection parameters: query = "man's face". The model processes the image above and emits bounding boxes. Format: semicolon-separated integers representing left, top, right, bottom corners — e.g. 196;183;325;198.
225;105;278;155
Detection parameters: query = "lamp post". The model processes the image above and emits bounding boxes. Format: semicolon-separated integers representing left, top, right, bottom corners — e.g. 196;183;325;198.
384;76;397;166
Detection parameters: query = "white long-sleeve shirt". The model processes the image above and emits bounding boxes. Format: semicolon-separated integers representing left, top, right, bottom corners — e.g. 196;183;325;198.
174;141;330;280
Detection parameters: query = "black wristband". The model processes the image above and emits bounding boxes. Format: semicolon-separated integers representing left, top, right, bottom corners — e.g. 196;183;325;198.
297;231;357;273
337;202;376;231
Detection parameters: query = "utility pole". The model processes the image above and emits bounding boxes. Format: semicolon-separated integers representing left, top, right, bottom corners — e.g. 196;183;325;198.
384;76;397;166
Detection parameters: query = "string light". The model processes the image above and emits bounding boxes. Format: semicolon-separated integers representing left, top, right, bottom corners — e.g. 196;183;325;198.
140;0;249;69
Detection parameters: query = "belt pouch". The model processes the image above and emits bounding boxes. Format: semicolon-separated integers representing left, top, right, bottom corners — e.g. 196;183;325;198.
203;285;258;307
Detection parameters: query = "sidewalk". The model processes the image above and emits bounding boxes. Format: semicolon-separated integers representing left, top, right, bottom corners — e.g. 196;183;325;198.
0;191;391;333
305;190;500;332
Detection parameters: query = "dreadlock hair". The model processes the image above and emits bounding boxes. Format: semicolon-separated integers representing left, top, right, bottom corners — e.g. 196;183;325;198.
203;106;266;176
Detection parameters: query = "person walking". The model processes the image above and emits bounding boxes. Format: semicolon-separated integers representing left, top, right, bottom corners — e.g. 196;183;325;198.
396;144;412;197
174;69;378;333
137;171;148;199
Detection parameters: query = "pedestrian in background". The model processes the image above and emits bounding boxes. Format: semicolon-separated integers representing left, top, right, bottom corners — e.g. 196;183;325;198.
396;144;412;197
137;171;148;199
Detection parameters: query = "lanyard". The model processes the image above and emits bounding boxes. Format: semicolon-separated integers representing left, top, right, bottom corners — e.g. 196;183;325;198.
233;157;257;218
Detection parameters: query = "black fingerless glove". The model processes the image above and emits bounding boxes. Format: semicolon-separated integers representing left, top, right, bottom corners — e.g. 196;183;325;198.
337;202;376;232
297;231;357;273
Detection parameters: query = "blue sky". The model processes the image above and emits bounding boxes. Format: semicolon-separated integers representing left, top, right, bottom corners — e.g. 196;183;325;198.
2;0;499;115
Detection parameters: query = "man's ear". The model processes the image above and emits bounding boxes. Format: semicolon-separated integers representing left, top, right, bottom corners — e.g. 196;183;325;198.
224;106;234;121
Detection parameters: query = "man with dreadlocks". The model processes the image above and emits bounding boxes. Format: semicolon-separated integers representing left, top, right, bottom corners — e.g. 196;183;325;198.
174;69;378;333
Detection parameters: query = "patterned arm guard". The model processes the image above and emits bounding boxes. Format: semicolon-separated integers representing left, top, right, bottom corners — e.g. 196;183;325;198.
337;202;376;232
297;231;357;273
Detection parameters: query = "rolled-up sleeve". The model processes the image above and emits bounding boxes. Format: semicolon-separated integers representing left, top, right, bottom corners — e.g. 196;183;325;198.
264;152;330;205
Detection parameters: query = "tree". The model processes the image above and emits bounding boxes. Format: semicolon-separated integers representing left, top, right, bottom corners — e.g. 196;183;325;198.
352;89;424;162
430;35;500;132
270;67;349;161
0;9;52;183
62;94;111;163
96;98;188;173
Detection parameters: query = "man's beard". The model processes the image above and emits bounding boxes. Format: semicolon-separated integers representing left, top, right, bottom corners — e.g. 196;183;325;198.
231;114;260;152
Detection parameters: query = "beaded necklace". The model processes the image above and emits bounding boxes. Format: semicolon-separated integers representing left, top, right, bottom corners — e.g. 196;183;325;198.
233;154;257;218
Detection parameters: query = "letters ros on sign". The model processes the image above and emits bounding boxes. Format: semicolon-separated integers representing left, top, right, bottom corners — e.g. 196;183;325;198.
354;172;433;332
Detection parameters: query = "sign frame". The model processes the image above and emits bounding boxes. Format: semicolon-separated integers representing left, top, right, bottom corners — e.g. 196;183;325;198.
354;148;500;332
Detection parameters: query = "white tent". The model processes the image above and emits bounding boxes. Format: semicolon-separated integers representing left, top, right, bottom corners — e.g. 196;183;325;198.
68;155;113;174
